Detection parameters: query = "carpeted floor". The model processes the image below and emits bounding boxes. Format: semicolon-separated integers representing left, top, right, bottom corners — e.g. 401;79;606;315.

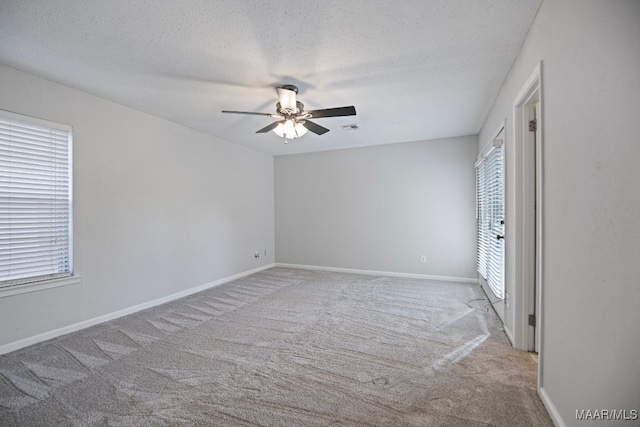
0;267;552;426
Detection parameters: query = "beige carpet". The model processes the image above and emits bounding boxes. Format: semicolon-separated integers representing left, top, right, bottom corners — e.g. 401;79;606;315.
0;267;552;426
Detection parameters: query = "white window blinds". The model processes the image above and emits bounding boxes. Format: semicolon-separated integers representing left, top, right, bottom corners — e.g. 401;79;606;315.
475;141;504;299
0;110;73;288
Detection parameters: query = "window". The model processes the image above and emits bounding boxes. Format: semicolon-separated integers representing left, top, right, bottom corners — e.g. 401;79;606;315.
0;110;73;293
476;139;505;299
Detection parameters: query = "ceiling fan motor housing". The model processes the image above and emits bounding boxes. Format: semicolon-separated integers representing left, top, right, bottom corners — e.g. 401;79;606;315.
276;101;304;117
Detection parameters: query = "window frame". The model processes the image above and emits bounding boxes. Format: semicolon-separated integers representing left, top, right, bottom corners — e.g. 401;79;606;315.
0;109;79;297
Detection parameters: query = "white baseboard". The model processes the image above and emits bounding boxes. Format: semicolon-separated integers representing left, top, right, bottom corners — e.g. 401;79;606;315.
0;263;275;355
539;387;566;427
275;263;478;284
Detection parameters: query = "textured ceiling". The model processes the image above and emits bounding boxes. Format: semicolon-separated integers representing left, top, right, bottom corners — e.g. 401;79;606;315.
0;0;541;156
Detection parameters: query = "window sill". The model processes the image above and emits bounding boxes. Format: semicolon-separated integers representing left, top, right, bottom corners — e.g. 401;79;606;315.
0;275;81;298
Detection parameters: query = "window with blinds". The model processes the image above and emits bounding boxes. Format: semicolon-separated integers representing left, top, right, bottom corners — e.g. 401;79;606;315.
0;110;73;289
475;140;504;299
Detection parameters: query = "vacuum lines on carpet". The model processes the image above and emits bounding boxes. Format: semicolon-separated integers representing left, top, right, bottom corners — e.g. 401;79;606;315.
0;267;551;426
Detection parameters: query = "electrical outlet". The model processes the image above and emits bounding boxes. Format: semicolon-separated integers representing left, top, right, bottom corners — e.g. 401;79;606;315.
420;255;426;263
254;251;260;258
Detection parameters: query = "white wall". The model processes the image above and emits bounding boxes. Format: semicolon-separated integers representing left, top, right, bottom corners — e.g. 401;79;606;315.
275;136;478;280
0;64;275;349
480;1;640;425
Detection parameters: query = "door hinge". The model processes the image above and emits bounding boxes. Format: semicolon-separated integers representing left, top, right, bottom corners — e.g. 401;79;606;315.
528;314;536;327
529;119;537;132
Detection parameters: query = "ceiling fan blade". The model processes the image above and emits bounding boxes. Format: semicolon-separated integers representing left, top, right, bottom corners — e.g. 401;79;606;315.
302;120;330;135
222;110;276;117
256;121;282;133
306;106;356;118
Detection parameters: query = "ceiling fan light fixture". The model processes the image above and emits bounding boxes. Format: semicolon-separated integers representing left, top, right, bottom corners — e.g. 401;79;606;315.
273;119;308;139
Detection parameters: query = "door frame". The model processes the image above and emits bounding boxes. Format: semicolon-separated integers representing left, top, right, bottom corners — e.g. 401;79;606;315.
512;62;543;378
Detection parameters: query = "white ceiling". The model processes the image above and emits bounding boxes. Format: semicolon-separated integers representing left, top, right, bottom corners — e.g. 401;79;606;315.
0;0;541;156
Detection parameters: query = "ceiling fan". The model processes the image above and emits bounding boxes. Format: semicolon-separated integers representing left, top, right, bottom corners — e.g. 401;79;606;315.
222;85;356;141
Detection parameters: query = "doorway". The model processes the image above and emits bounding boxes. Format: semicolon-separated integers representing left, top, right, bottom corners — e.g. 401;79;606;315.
512;63;543;366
